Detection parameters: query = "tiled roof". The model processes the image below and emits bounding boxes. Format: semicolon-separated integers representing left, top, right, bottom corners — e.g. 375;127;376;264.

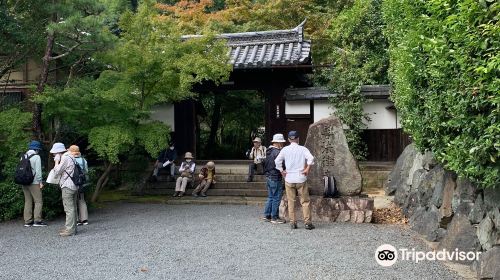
285;85;391;100
182;21;311;69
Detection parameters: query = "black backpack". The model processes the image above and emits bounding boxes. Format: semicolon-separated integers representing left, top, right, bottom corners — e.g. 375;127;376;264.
323;175;339;198
65;157;87;191
14;154;36;186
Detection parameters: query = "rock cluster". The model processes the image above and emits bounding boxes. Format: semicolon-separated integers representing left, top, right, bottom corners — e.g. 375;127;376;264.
387;144;500;278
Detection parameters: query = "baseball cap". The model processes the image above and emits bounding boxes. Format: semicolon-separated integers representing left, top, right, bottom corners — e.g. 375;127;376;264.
288;131;299;140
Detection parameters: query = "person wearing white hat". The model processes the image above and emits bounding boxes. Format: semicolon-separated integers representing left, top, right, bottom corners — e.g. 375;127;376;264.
50;142;67;166
262;134;287;224
174;152;196;197
246;137;266;182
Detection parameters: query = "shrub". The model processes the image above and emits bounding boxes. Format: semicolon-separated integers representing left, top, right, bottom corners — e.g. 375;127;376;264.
383;0;499;187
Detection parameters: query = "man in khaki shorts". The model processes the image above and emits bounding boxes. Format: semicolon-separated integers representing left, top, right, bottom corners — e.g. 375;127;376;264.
274;131;315;230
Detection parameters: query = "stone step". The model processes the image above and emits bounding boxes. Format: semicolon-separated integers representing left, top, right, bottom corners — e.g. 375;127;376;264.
157;165;253;175
143;188;268;197
150;181;267;190
155;174;266;183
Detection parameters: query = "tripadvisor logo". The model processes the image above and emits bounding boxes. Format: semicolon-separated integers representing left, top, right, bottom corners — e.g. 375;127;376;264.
375;244;481;267
375;244;398;267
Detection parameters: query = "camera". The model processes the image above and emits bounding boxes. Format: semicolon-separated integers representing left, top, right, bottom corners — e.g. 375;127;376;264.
378;250;395;261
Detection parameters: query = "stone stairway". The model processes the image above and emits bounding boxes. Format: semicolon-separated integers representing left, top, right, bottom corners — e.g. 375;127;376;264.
143;161;268;197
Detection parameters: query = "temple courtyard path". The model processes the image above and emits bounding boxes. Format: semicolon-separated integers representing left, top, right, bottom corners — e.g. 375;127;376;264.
0;203;468;280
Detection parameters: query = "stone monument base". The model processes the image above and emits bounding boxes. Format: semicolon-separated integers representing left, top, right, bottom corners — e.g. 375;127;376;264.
279;195;374;223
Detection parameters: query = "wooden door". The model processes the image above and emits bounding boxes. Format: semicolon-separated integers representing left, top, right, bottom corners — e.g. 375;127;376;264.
285;116;312;145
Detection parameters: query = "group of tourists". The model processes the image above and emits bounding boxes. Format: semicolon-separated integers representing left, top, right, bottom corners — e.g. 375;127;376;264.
152;145;216;198
253;131;316;230
17;140;89;237
18;130;314;235
152;131;316;230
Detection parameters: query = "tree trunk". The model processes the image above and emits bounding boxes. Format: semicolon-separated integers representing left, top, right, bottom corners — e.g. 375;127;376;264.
205;92;222;158
91;162;114;203
32;33;55;140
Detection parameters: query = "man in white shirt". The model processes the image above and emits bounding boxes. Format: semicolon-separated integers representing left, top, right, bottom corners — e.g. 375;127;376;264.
274;131;315;230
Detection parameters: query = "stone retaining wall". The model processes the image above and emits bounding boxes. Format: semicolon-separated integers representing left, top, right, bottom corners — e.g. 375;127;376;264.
279;196;374;223
387;144;500;279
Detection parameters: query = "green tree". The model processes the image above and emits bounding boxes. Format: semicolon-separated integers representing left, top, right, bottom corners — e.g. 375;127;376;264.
383;0;499;187
0;0;48;78
37;0;231;202
0;108;32;221
32;0;121;139
321;0;388;160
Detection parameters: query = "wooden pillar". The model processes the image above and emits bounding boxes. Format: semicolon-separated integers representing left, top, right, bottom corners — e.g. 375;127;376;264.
174;99;196;158
263;85;286;145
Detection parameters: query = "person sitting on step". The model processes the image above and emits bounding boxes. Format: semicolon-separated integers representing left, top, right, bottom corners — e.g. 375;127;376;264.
152;142;177;182
192;161;216;197
246;137;266;182
173;152;195;197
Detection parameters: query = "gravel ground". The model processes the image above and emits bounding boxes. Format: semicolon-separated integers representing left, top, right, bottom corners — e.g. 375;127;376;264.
0;203;464;280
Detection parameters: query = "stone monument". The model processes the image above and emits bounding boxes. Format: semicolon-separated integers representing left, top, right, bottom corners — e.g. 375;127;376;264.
305;115;362;196
279;115;372;223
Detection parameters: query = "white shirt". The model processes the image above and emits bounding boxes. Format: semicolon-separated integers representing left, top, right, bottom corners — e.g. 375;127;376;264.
274;142;314;183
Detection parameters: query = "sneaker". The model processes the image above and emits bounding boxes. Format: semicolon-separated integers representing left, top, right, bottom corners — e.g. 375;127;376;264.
260;216;271;222
271;218;286;224
33;221;48;227
305;223;315;230
24;222;33;227
192;193;199;197
172;192;178;197
200;193;207;197
59;231;75;237
178;192;184;197
290;222;298;229
77;220;89;226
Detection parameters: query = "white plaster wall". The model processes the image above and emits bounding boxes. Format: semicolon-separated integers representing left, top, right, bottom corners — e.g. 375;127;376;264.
285;100;310;115
150;104;175;131
312;99;400;129
362;100;400;129
313;100;336;123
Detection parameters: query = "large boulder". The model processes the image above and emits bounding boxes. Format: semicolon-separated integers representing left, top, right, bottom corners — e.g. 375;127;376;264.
439;172;456;219
304;116;362;196
401;169;427;216
477;216;495;250
438;213;481;264
469;193;487;224
477;246;500;279
428;165;447;207
409;205;442;241
452;177;476;213
386;143;418;195
421;150;438;170
483;188;500;212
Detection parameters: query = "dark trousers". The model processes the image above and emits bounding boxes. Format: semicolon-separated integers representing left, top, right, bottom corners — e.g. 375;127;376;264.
247;163;263;181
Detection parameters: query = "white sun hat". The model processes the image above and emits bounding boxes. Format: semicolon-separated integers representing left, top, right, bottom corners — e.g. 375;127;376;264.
271;134;286;143
49;142;66;154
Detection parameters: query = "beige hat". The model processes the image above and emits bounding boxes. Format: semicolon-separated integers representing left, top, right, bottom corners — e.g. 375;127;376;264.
184;152;193;159
68;145;81;156
252;137;262;143
207;161;215;169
